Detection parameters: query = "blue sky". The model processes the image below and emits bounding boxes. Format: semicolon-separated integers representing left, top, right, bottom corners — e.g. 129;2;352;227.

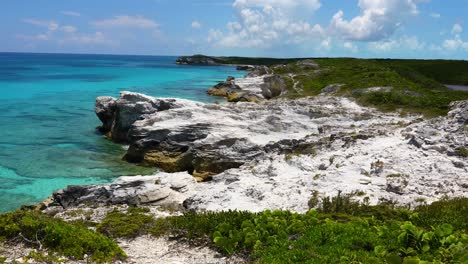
1;0;467;59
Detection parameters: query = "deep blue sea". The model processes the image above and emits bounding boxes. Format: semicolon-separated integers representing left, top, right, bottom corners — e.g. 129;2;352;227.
0;52;245;212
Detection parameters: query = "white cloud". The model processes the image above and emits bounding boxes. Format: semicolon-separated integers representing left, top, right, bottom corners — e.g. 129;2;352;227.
452;23;463;35
430;12;441;18
329;0;423;41
442;35;468;51
61;11;81;17
233;0;321;11
60;25;77;33
23;18;59;31
191;20;202;29
91;15;159;29
343;41;358;52
207;0;323;48
369;35;425;52
60;32;116;45
207;29;223;42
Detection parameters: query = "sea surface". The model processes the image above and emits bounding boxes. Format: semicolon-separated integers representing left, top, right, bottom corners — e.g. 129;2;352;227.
0;52;245;212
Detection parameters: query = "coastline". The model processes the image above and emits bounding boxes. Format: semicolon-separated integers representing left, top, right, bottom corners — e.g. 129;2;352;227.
1;56;467;263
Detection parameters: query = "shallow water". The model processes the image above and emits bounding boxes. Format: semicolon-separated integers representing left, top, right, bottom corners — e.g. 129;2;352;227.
0;52;244;212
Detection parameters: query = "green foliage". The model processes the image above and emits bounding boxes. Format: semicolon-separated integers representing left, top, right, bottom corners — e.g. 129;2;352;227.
212;210;318;254
0;210;125;263
97;207;154;238
377;59;468;85
412;197;468;231
456;147;468;157
375;221;468;263
23;251;64;264
150;210;256;244
149;197;468;263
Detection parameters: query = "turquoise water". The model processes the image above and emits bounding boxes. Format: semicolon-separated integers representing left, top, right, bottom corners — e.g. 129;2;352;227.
0;53;245;212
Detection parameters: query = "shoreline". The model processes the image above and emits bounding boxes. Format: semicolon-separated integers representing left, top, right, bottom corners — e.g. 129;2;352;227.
1;56;467;263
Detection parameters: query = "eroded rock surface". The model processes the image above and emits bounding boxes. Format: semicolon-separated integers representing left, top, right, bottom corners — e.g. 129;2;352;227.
88;91;468;213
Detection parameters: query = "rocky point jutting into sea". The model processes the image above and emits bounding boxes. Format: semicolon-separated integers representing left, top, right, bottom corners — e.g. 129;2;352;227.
45;60;467;214
4;57;466;263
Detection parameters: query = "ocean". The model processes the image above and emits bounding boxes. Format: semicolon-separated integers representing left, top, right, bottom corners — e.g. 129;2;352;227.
0;52;245;212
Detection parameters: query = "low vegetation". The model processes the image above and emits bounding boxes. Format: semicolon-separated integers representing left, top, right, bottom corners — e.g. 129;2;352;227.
274;58;468;117
179;55;468;116
0;197;466;263
37;196;462;263
0;210;126;263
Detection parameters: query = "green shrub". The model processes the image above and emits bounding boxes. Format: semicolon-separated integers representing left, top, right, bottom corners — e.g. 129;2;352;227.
0;210;125;263
97;207;154;238
412;197;468;231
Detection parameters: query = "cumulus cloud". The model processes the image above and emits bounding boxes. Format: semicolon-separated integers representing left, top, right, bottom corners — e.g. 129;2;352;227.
207;0;323;48
191;20;202;29
442;35;468;51
61;11;81;17
91;15;159;29
452;23;463;35
430;12;441;18
329;0;423;41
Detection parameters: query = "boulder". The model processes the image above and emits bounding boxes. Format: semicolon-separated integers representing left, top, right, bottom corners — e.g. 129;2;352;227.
227;92;262;103
448;100;468;124
296;59;319;70
321;84;344;95
260;75;287;99
352;86;393;95
207;76;241;97
52;173;196;209
236;65;256;71
95;91;178;142
95;96;116;134
246;66;271;77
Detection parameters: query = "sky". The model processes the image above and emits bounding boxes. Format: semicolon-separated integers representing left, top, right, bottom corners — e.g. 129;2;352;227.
0;0;467;59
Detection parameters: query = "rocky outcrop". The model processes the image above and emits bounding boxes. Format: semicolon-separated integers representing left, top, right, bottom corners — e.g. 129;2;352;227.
260;75;287;99
95;92;179;142
208;74;286;102
81;94;468;213
321;84;344;95
207;76;241;97
236;65;256;71
246;65;271;77
352;86;393;95
53;173;196;209
402;100;468;156
296;59;319;70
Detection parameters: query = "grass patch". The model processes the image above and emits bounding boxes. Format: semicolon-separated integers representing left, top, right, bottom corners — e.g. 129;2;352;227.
0;210;125;263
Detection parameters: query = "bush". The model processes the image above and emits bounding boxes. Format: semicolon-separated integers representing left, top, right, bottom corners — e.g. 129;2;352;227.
97;207;154;238
0;210;125;263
